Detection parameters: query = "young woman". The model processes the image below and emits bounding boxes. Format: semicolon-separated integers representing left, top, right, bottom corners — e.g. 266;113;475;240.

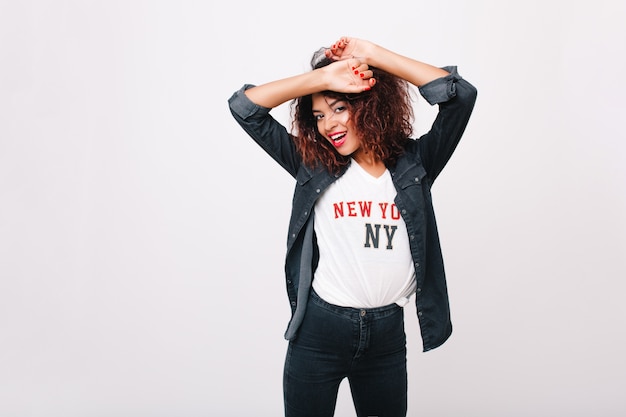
228;36;477;417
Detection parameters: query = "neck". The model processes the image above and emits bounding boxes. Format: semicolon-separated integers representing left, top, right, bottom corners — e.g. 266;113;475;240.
352;150;386;177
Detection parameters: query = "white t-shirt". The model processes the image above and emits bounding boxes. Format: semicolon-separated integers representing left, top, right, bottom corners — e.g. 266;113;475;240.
312;159;416;308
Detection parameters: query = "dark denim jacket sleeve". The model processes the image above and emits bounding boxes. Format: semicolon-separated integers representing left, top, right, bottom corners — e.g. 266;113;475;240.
228;84;301;178
417;66;478;183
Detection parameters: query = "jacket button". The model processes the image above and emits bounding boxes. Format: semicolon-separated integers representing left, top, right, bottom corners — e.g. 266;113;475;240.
415;177;420;183
316;188;321;193
291;301;296;306
416;287;421;293
415;262;420;268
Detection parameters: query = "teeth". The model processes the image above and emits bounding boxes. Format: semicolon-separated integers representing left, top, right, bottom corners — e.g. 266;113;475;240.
330;133;346;141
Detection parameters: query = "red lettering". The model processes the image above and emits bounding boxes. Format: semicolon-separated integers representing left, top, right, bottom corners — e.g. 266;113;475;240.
347;201;357;217
333;202;344;219
391;204;401;220
379;202;388;219
358;201;372;217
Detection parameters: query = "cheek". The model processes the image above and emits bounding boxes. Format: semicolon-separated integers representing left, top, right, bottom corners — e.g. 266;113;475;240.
340;111;352;126
345;115;359;134
346;118;358;137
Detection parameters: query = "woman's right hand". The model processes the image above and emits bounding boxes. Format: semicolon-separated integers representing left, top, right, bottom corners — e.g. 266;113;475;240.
243;41;377;109
323;58;376;93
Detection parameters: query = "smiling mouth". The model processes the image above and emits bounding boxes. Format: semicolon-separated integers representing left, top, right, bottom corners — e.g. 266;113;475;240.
329;132;347;147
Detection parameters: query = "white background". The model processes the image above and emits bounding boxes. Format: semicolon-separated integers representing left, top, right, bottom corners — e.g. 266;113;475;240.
1;1;625;416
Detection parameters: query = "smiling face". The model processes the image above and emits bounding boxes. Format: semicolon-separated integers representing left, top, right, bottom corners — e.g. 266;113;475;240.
312;93;362;157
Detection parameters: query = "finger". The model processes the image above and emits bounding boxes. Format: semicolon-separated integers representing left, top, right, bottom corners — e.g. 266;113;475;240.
358;69;374;79
330;41;344;53
350;65;373;80
326;49;343;61
328;38;352;59
333;37;348;47
325;41;338;58
361;78;376;92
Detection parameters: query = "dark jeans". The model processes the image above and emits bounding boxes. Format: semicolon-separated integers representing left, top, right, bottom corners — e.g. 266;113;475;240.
283;289;408;417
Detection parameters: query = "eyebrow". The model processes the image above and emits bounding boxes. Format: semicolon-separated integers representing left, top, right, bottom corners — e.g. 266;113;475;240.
312;98;342;113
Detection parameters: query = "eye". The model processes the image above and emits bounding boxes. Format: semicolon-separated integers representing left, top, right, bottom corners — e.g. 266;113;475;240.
314;114;324;121
334;105;347;113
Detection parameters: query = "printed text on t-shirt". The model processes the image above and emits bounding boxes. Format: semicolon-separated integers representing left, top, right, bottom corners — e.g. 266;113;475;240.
332;201;400;249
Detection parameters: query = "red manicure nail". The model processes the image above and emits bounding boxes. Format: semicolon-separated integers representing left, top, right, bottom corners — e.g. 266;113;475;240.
354;70;359;74
360;73;364;78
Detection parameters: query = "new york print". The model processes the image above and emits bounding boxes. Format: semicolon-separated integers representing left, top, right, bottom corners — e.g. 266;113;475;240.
332;200;400;249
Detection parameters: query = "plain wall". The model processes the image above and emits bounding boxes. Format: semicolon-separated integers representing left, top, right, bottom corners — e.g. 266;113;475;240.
1;1;625;416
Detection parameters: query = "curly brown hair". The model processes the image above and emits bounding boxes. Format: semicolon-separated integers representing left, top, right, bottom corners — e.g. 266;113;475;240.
290;49;415;173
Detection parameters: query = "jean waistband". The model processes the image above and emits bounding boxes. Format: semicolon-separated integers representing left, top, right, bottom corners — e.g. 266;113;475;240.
309;288;402;320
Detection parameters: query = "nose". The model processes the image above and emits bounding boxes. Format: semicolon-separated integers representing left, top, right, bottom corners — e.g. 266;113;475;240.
324;113;338;132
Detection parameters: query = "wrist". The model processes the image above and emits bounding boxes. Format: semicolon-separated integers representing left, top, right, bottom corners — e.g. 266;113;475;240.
364;43;390;69
310;66;333;93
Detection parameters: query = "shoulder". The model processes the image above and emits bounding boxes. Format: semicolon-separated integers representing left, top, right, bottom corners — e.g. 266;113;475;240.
401;138;421;160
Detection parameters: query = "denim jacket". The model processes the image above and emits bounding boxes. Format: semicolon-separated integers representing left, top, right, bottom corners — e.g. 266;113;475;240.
228;67;477;352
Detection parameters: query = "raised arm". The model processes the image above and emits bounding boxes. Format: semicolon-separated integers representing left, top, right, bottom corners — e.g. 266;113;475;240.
327;36;477;182
325;37;449;88
244;57;377;109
